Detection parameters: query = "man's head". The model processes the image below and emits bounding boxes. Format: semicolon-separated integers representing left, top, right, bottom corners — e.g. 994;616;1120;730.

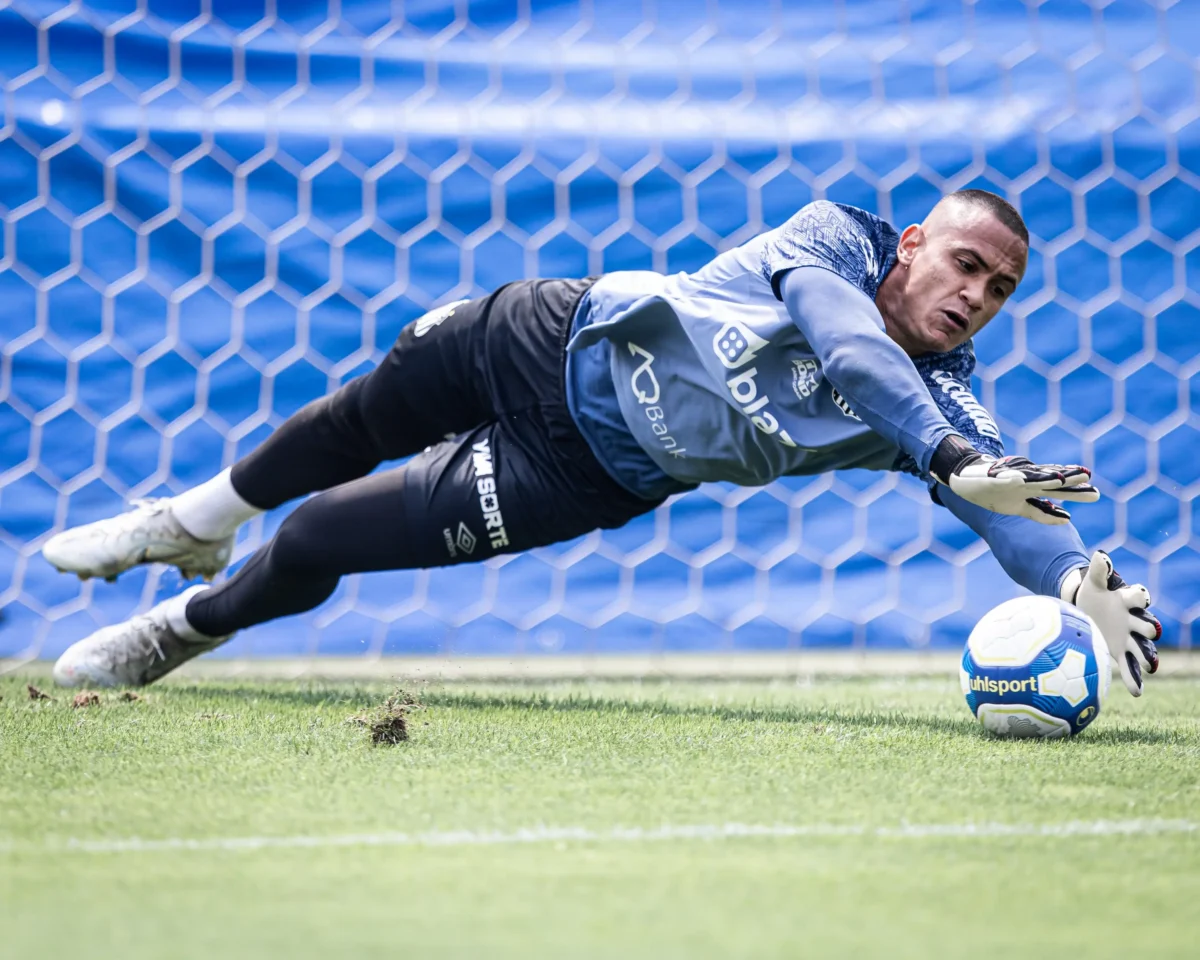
877;189;1029;356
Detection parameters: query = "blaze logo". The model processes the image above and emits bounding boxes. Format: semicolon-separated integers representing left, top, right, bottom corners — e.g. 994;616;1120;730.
713;322;769;369
711;321;796;448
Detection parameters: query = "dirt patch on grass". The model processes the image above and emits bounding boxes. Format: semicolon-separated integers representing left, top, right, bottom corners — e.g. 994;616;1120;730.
119;691;143;702
347;691;423;745
27;684;53;701
71;691;101;709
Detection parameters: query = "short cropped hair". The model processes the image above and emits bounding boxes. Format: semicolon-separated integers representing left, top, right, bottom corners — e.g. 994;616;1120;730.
946;189;1029;247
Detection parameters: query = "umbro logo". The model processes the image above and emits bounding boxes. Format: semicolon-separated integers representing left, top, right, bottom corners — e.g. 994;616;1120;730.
455;522;477;554
442;521;478;558
414;300;469;338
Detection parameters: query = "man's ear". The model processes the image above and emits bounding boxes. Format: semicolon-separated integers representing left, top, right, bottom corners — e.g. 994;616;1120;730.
896;223;924;267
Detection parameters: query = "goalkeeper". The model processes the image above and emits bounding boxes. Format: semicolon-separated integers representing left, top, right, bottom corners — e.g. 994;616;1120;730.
44;190;1161;694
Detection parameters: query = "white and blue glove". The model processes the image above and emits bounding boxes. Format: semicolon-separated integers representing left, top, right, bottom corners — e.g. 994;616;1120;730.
931;435;1099;525
1061;550;1162;697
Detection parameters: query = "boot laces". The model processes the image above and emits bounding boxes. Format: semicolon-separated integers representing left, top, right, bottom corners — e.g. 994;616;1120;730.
122;613;170;665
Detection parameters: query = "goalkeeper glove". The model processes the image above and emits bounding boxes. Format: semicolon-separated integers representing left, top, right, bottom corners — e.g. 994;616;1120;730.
930;435;1099;525
1061;550;1161;697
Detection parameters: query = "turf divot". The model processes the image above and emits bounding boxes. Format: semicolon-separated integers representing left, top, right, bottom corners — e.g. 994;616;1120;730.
346;690;422;744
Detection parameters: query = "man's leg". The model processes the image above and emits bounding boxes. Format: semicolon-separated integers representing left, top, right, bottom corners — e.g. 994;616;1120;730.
217;295;501;513
52;415;661;687
50;275;629;686
42;295;500;580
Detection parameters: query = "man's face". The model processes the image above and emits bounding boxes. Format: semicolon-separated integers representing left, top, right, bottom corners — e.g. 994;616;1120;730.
886;204;1027;355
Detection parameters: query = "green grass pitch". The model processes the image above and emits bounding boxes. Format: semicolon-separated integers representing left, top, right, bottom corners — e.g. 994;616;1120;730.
3;673;1198;958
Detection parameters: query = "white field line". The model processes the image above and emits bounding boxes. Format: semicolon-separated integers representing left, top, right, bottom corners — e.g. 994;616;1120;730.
3;819;1195;856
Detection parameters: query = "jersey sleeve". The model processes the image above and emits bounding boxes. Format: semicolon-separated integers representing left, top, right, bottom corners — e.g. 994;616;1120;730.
938;485;1090;597
892;341;1004;480
760;200;897;301
890;344;1088;599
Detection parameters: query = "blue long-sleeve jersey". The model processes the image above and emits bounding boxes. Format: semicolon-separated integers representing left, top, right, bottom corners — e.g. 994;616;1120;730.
564;200;1089;599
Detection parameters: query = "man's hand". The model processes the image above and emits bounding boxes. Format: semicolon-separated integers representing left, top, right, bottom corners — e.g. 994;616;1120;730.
930;435;1099;525
1061;550;1161;697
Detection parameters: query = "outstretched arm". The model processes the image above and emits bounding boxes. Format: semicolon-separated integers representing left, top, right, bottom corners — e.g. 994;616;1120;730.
937;485;1088;598
780;266;1099;524
911;363;1162;696
940;487;1161;696
779;265;955;475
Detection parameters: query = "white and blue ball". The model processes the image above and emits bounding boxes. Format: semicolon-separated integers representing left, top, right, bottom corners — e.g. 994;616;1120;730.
961;596;1111;739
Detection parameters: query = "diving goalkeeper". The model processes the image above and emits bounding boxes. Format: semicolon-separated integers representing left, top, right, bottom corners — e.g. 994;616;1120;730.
44;190;1161;694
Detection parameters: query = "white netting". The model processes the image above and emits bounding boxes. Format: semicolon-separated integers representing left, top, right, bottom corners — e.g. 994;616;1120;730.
1;0;1196;660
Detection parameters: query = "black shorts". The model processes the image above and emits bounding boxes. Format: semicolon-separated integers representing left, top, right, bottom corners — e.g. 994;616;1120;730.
231;277;664;574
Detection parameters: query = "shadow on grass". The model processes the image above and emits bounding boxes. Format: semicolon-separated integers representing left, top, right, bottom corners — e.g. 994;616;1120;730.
417;689;1184;746
152;681;968;736
1077;726;1185;746
152;682;1184;746
156;682;385;711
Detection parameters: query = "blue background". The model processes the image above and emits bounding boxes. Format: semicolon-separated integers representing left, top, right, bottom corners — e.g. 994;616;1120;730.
1;0;1197;659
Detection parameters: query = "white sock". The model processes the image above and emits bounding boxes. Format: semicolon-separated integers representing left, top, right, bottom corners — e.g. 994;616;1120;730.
164;585;214;641
170;468;262;542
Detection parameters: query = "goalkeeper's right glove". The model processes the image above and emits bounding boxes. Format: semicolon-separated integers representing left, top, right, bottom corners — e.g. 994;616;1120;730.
930;435;1099;526
1061;550;1161;697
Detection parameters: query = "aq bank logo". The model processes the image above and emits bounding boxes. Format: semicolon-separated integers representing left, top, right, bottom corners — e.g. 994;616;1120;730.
628;342;661;404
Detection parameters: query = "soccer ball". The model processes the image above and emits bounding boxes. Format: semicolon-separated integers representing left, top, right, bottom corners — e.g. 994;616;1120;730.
961;596;1112;739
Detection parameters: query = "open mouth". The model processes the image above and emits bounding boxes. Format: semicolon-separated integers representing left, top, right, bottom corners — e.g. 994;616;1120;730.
942;309;969;332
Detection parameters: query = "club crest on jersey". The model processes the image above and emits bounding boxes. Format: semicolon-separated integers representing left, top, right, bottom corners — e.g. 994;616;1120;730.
414;299;469;338
791;358;820;399
831;388;862;422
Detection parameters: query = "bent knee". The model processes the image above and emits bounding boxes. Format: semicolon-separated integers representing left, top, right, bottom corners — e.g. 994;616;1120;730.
268;498;341;576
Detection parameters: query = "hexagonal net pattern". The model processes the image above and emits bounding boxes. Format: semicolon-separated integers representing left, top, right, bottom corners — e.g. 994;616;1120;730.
1;0;1197;663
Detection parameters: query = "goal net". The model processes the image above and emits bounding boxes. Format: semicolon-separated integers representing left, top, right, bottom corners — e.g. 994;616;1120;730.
1;0;1196;663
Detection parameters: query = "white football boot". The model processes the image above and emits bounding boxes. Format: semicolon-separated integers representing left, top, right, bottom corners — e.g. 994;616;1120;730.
42;498;233;583
53;590;231;688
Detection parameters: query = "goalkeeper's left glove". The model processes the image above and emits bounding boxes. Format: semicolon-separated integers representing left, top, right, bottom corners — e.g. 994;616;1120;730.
930;435;1099;525
1061;550;1161;697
